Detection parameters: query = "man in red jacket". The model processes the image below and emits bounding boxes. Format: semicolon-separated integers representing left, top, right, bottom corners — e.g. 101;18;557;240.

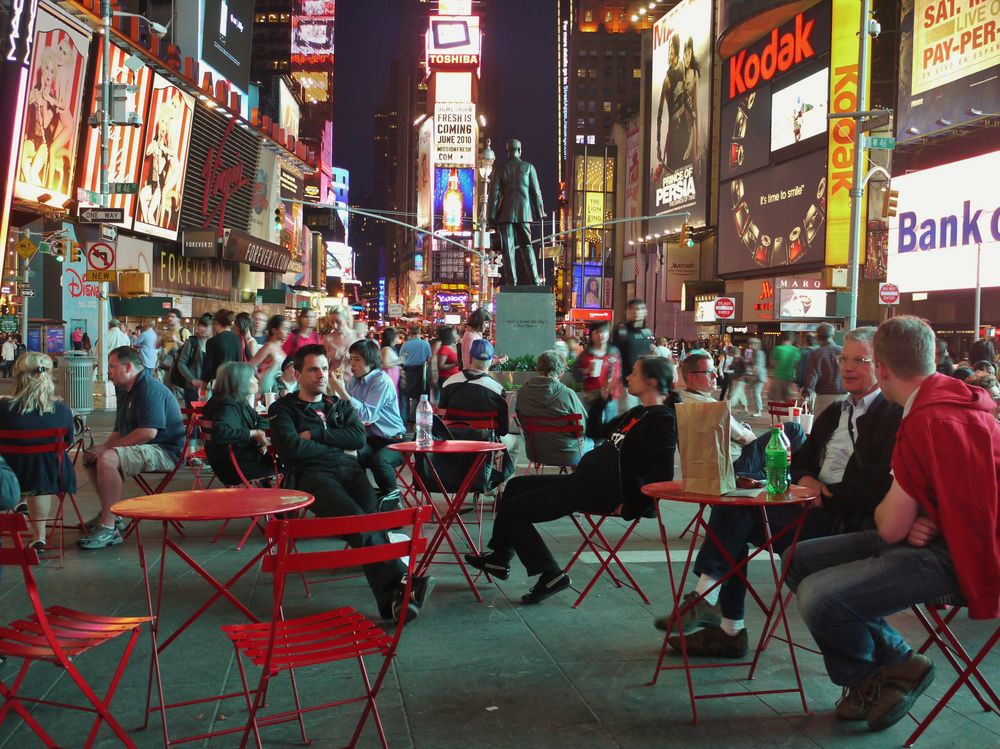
785;315;1000;732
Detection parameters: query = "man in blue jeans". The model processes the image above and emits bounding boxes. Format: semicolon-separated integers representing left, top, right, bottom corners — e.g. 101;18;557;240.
785;316;1000;732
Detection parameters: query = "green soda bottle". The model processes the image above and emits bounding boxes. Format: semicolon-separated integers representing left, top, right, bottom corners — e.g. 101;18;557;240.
765;427;790;496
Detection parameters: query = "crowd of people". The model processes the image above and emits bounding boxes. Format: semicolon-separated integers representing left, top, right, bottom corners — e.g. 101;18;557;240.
0;299;998;733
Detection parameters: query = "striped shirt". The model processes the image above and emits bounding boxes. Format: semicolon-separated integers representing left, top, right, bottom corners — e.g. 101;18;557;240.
804;342;844;395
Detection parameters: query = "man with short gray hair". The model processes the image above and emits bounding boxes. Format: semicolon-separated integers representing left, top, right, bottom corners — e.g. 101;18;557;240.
802;322;845;416
516;350;592;466
784;315;1000;731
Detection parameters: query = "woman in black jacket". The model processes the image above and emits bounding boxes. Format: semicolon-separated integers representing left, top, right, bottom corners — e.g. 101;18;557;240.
202;362;275;487
466;355;679;604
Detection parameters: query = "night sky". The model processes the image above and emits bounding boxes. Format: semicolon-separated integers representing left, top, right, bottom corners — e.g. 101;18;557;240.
334;0;557;206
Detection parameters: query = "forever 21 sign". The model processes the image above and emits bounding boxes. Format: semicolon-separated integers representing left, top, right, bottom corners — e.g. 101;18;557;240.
180;105;260;238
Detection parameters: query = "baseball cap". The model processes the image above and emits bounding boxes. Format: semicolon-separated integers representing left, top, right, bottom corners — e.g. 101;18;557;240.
470;338;495;361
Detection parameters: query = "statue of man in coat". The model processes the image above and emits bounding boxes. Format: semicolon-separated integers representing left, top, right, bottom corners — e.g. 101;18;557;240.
488;139;546;286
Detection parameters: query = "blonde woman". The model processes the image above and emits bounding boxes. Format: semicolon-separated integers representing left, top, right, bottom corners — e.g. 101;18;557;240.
0;353;76;551
323;305;358;371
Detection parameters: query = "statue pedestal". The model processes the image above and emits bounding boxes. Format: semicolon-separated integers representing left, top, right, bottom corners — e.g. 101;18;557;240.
495;285;556;362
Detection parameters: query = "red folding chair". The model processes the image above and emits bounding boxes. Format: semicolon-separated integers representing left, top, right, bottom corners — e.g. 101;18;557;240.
221;507;430;749
564;509;650;608
767;400;797;426
0;427;85;564
199;418;285;551
905;603;1000;747
516;413;584;475
0;513;151;748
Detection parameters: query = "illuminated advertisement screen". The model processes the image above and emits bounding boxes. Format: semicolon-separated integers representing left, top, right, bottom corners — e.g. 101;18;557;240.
14;5;91;207
133;74;195;241
770;66;829;153
78;42;153;228
433;166;475;234
572;262;605;309
426;15;481;65
720;87;771;181
886;149;1000;293
777;287;830;318
897;0;1000;142
417;119;433;227
292;71;329;103
719;148;828;275
647;0;712;235
202;0;255;92
292;15;334;57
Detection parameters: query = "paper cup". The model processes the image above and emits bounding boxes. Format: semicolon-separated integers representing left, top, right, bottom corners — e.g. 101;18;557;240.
800;413;814;434
264;392;276;407
789;406;802;423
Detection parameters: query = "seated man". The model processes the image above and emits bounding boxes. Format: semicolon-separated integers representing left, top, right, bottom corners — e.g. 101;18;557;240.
439;338;516;457
659;328;902;657
327;339;406;505
679;350;806;478
79;346;186;550
515;349;592;467
268;344;433;623
785;316;1000;731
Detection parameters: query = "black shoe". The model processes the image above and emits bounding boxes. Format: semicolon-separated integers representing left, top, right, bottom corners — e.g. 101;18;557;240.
667;625;749;658
521;572;571;604
390;575;436;624
464;553;510;581
378;489;402;513
27;539;46;554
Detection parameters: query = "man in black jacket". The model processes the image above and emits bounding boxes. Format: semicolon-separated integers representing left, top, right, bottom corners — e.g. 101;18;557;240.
268;344;434;623
657;327;902;660
173;313;212;405
202;309;244;385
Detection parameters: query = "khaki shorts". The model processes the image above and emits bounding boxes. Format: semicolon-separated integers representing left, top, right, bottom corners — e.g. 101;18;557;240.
112;444;178;477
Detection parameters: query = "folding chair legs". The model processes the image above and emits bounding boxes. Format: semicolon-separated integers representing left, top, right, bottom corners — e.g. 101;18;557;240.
565;514;650;608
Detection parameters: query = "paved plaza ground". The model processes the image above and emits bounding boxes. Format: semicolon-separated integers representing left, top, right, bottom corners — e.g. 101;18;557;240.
0;408;996;748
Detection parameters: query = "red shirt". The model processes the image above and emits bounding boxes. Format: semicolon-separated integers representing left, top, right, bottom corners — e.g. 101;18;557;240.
892;373;1000;619
283;329;322;356
438;344;460;380
576;348;622;399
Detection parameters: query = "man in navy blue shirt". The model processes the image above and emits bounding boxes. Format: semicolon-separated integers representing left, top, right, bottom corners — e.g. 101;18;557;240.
79;346;185;550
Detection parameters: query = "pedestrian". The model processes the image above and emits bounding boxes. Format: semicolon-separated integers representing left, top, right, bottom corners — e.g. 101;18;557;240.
745;338;767;417
613;299;653;412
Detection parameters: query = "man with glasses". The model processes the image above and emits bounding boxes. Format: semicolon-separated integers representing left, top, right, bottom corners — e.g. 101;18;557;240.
659;332;898;657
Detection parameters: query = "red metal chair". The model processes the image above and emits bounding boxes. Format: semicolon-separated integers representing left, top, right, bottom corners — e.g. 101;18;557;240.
0;427;85;564
221;507;430;749
0;513;151;748
905;603;1000;747
767;400;798;426
564;509;650;608
516;412;585;475
198;417;285;551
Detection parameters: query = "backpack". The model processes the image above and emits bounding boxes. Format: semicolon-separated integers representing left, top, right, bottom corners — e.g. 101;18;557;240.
169;337;195;388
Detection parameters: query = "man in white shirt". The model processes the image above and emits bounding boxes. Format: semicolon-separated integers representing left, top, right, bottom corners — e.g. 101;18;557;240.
657;329;902;663
1;336;15;377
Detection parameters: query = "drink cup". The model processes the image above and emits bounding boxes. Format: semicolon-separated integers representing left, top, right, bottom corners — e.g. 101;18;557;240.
789;406;802;423
800;412;814;434
591;359;603;378
264;392;276;407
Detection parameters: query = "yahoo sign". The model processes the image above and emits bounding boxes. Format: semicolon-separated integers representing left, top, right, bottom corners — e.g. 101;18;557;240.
886;150;1000;293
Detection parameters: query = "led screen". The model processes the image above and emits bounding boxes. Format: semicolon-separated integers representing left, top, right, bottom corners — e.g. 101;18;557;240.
770;67;829;152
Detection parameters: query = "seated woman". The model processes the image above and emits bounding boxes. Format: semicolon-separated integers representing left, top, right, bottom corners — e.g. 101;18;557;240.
327;338;406;502
467;356;679;603
202;362;275;487
0;353;76;552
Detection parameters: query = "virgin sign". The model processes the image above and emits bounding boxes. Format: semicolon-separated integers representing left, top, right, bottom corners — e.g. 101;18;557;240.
200;119;251;234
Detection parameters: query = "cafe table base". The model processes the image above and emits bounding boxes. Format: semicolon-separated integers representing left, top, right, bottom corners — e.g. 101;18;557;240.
642;481;816;725
112;488;314;746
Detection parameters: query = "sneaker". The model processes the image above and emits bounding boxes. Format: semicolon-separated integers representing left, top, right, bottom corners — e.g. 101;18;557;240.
13;500;28;515
667;625;749;658
390;575;436;624
378;489;402;513
866;653;935;732
521;571;571;604
654;591;722;634
27;539;46;554
464;552;510;581
835;671;881;721
86;514;126;533
76;525;123;550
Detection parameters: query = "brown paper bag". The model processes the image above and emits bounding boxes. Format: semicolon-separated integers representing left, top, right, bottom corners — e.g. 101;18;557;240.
676;401;737;496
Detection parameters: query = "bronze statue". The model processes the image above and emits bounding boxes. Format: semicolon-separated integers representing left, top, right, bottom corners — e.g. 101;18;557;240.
488;139;546;286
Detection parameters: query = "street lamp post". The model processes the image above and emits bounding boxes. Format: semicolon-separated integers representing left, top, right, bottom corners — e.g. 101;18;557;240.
477;139;495;307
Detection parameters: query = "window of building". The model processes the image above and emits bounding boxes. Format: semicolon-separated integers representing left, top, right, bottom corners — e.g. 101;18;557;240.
589;84;597;96
633;68;642;79
577;67;588;79
577;100;585;112
587;117;597;126
587;101;596;112
575;134;586;144
618;50;627;57
603;101;612;112
576;118;586;129
603;117;611;129
587;135;596;145
589;68;597;78
618;83;625;95
605;49;613;57
604;66;612;77
584;10;593;22
618;67;627;78
578;50;587;58
589;50;598;57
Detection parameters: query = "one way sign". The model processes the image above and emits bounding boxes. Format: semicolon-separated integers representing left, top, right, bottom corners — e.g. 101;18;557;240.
76;206;125;223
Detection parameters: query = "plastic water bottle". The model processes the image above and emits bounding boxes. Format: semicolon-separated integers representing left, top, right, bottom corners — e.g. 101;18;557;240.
416;394;434;449
765;427;790;496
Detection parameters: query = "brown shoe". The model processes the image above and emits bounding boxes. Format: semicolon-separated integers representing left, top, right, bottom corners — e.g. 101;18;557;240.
835;671;880;721
866;653;935;732
667;625;749;658
654;591;722;633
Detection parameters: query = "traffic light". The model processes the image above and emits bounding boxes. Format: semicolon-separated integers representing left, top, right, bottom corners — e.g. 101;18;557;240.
69;242;82;262
274;205;285;228
882;188;899;218
679;223;694;248
52;241;65;262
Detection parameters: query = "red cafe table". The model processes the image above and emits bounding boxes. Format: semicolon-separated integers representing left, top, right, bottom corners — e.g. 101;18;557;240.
389;440;507;602
640;480;818;724
112;487;314;747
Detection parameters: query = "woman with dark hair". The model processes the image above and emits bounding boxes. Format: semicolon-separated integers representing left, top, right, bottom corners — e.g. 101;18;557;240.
436;326;460;382
380;327;403;391
248;315;290;393
328;339;406;498
573;320;623;435
461;307;492;368
201;362;273;487
467;355;679;603
235;312;259;360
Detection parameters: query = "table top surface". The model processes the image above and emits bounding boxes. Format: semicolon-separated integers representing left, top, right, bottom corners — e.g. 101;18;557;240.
389;440;507;454
641;481;817;506
112;488;314;521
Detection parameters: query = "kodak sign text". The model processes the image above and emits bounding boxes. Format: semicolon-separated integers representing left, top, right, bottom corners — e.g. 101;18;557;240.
729;14;816;100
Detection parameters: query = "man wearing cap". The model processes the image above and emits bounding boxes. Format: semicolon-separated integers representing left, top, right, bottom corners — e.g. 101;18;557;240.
440;338;516;454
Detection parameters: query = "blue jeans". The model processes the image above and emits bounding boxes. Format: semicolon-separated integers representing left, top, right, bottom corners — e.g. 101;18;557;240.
784;530;960;686
732;422;806;479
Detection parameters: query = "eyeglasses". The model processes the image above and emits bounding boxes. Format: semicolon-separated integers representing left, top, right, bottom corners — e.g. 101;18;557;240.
688;369;717;376
836;355;874;367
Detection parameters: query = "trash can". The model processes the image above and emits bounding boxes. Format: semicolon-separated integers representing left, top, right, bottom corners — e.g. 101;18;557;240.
59;351;94;417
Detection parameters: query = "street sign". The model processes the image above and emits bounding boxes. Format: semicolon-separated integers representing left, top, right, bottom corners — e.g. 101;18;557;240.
20;287;35;297
101;224;118;241
86;241;116;271
879;282;900;305
859;114;892;133
15;238;37;260
77;206;125;223
85;270;116;282
714;297;736;319
866;136;896;151
109;182;138;194
78;188;102;203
